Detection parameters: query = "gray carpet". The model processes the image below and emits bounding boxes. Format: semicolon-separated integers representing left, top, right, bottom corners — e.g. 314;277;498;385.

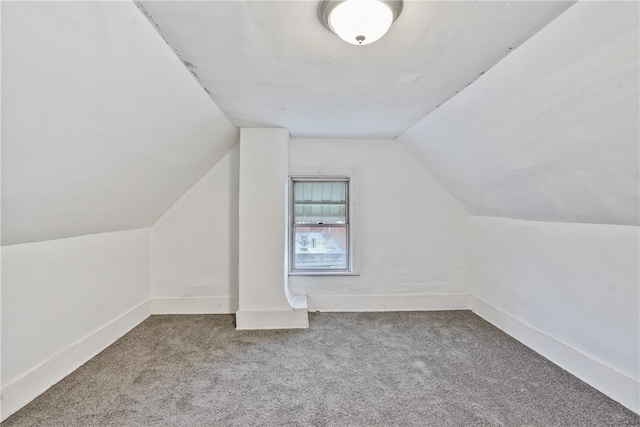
3;311;639;426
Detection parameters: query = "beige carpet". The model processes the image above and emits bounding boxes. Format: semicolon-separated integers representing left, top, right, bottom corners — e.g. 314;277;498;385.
3;311;639;426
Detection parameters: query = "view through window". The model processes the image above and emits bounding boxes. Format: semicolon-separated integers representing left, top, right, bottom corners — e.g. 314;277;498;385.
291;179;350;272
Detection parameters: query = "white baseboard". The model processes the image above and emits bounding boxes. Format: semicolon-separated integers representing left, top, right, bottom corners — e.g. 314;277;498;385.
1;300;151;422
471;296;640;414
236;309;309;330
151;296;238;314
307;293;471;312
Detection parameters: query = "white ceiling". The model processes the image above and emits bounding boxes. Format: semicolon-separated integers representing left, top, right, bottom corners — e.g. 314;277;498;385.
3;0;636;246
136;1;573;138
399;1;639;226
2;2;238;245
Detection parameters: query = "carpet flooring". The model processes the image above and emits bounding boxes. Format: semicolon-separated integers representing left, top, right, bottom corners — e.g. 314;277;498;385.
3;311;639;426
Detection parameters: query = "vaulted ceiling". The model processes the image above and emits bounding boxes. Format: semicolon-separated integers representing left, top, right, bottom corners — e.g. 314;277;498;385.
399;1;639;225
136;0;573;138
2;1;237;245
2;1;638;245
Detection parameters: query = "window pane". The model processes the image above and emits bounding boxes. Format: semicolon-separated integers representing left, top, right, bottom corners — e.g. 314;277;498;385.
293;181;347;224
293;226;348;270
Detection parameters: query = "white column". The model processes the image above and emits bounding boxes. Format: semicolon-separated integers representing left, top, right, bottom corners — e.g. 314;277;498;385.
236;128;308;329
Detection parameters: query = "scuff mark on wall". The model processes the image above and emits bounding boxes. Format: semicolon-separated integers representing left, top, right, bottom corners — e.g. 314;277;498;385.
134;2;178;54
134;1;211;98
464;71;486;89
429;70;488;114
423;26;544;120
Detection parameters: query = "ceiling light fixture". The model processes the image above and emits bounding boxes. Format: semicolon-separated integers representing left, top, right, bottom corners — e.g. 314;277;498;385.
320;0;403;46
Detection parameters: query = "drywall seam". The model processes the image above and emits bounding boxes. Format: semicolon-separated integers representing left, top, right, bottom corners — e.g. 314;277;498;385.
1;300;152;421
134;1;214;97
471;214;640;228
3;2;239;245
398;1;639;226
149;142;240;231
471;296;640;414
0;227;151;248
395;140;471;218
307;294;470;312
423;2;578;120
151;297;239;314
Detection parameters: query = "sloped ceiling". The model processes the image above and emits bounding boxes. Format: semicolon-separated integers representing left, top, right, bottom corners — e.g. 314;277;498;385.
2;0;637;247
2;1;238;245
136;1;572;138
399;1;639;226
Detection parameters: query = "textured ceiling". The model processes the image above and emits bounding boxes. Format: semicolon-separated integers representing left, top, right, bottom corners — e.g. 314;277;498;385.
399;1;639;226
136;1;573;138
2;2;238;245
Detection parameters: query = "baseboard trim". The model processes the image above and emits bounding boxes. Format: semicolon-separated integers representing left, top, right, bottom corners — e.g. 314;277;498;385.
307;293;471;312
1;300;151;421
236;309;309;330
151;296;239;314
471;296;640;414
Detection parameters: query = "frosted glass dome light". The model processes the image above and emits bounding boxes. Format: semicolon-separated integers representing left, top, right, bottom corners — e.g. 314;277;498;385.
320;0;403;45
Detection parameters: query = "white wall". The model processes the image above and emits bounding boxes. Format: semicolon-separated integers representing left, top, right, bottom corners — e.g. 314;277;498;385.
1;229;151;420
399;1;639;226
236;129;307;329
471;217;639;413
150;145;240;314
148;137;471;313
2;1;238;245
290;138;471;311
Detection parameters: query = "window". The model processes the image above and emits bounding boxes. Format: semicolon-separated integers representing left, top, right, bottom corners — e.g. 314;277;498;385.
290;178;350;273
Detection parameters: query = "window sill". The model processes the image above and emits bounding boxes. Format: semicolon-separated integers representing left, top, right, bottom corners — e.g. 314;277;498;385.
289;271;361;277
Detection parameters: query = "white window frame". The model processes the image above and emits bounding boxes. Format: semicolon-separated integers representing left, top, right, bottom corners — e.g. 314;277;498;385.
289;176;355;275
